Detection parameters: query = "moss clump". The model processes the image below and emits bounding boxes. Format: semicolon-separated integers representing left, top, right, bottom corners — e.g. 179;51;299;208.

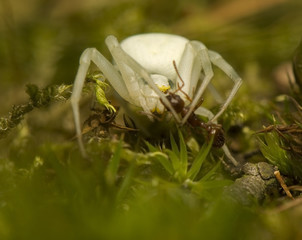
0;84;71;138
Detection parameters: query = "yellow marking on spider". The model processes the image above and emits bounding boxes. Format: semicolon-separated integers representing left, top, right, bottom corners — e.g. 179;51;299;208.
157;85;170;93
152;107;164;114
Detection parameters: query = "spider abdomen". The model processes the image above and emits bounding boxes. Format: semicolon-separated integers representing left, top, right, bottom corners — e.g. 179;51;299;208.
121;33;189;80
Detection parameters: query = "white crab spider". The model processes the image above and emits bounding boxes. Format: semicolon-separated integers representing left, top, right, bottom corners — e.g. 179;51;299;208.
71;33;242;164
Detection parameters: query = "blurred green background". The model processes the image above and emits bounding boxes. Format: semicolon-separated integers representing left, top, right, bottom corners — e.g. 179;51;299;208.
1;0;301;103
1;0;302;239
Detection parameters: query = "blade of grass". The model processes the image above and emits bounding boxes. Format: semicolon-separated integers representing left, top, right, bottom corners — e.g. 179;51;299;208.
165;149;180;174
144;140;159;152
191;179;233;194
151;152;174;175
144;141;174;175
105;139;123;186
178;130;188;178
187;136;213;181
200;160;220;182
116;163;135;203
170;132;180;156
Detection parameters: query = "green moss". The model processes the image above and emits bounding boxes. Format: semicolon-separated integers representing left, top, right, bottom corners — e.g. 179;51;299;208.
0;84;71;138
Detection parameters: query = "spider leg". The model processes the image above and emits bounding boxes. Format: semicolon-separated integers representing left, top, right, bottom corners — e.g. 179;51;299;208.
207;83;224;104
105;36;153;115
181;41;214;125
105;35;181;123
71;48;131;157
194;106;215;122
195;107;238;166
208;50;242;123
222;145;238;166
174;42;201;101
177;41;239;166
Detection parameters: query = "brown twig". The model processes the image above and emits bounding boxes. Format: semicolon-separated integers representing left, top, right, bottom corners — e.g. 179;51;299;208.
274;170;294;200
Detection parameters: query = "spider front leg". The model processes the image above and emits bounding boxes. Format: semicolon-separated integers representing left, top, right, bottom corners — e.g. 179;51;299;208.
181;41;214;125
175;41;239;166
71;48;131;157
173;41;201;101
180;42;242;125
208;50;242;123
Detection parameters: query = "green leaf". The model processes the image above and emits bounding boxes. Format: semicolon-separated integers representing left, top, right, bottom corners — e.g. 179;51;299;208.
200;160;220;182
105;139;123;186
170;132;180;156
191;179;233;193
150;152;174;175
116;163;135;203
165;149;181;177
178;130;188;178
144;140;159;152
144;141;174;175
187;136;213;181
